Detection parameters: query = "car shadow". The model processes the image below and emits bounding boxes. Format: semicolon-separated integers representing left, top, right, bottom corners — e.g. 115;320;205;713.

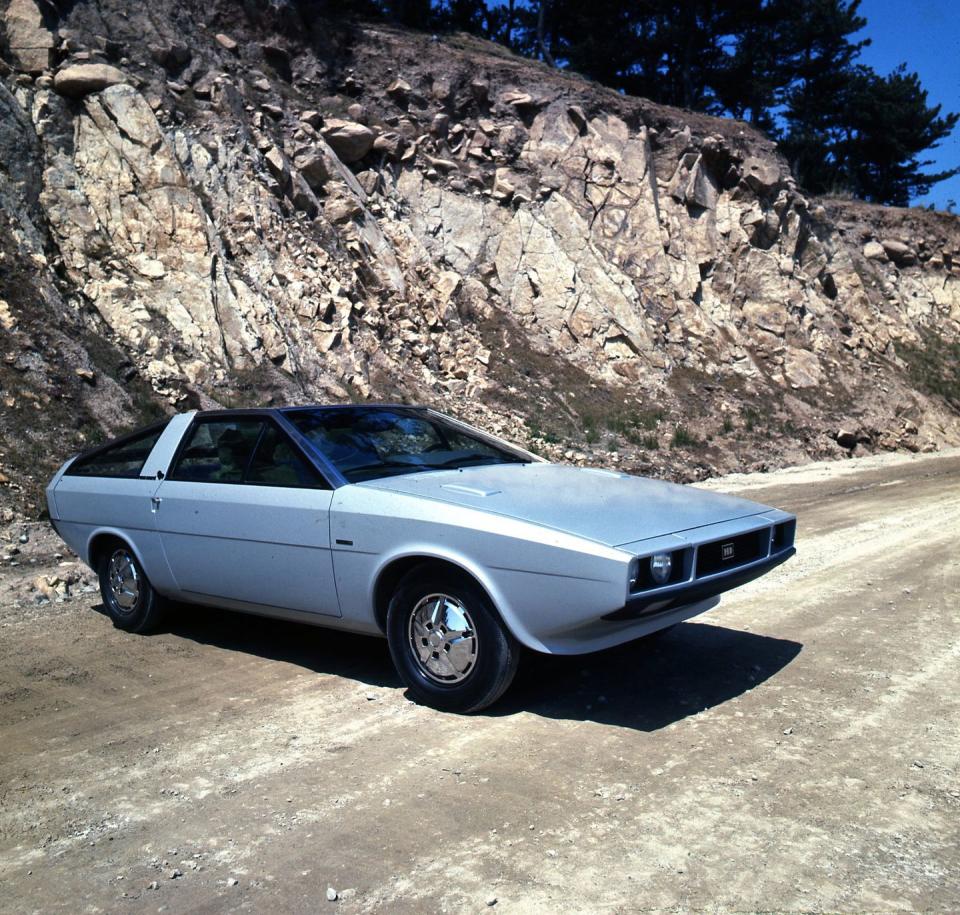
487;622;802;731
95;603;800;730
94;600;400;690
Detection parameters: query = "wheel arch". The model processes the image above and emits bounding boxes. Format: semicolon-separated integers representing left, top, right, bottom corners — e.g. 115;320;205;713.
87;528;146;573
370;551;537;648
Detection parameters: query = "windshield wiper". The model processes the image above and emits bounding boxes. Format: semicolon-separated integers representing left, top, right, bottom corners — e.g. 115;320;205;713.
431;454;528;469
345;454;527;478
343;459;426;476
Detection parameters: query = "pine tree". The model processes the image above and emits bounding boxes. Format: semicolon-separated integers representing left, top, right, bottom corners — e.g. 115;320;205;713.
841;65;960;205
382;0;435;28
713;0;794;131
434;0;497;36
778;0;870;194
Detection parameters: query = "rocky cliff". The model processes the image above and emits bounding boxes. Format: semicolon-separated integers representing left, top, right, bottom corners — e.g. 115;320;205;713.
1;0;959;517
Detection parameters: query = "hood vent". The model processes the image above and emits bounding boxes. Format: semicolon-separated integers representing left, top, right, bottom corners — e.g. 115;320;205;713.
439;483;501;498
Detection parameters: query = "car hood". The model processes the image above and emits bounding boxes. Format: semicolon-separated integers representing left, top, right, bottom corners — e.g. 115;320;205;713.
359;463;773;547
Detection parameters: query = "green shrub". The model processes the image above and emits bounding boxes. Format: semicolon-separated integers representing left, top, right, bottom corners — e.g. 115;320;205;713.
899;329;960;406
671;425;702;449
603;407;664;434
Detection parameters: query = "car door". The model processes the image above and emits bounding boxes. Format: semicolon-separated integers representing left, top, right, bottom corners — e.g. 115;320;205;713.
154;415;341;616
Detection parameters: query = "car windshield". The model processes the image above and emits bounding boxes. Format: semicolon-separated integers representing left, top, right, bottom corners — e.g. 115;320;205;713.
285;407;530;483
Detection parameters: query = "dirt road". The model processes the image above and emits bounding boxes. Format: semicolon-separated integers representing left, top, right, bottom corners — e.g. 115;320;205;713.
2;450;959;913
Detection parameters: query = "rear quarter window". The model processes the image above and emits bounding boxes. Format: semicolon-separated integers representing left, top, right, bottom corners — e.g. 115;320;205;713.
65;422;169;479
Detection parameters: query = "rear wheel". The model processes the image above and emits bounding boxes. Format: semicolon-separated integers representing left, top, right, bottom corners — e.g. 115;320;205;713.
386;567;520;713
97;543;165;633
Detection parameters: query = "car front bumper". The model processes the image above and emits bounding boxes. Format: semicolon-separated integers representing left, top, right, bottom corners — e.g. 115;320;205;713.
603;547;796;621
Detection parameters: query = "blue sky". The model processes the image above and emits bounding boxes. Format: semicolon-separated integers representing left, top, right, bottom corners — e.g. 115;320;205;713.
857;0;959;209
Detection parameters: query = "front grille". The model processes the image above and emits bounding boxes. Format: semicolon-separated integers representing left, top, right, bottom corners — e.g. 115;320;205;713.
696;529;766;578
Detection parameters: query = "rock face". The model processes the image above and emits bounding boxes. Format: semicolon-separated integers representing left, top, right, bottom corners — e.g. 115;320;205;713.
3;0;55;73
0;0;958;517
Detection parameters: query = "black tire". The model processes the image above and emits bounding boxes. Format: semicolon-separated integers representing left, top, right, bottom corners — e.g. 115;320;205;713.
386;566;520;713
97;541;166;633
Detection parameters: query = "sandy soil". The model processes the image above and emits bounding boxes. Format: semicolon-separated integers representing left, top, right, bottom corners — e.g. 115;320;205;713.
1;450;959;913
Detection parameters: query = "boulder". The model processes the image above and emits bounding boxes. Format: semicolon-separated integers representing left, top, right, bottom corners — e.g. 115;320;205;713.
880;238;915;266
834;429;858;449
470;79;489;103
500;89;540;112
743;302;787;337
684;156;716;210
192;71;217;99
386;78;411;102
430;113;449;138
215;33;238;52
425;155;459;174
863;240;886;261
293;148;333;189
4;0;55;73
492;167;516;200
324;193;363;225
53;64;129;98
372;132;406;160
264;147;289;186
261;44;291;81
431;76;452;102
321;119;375;163
741;157;781;194
150;43;192;73
433;271;461;303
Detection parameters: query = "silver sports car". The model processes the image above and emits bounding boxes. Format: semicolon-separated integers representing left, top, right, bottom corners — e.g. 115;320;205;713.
46;405;796;711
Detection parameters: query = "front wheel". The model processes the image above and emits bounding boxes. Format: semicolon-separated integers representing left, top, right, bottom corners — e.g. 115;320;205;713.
97;543;166;633
386;567;520;713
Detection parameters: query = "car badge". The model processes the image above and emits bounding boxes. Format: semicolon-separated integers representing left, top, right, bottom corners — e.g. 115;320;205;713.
721;542;735;561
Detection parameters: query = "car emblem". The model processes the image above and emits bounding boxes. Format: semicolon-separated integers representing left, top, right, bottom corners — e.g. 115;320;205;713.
721;542;735;561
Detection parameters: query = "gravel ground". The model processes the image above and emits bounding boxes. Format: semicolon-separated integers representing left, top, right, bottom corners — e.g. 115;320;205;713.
1;450;959;913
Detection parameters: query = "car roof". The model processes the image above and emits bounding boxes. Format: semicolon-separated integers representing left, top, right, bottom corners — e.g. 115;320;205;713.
194;403;429;418
278;403;428;413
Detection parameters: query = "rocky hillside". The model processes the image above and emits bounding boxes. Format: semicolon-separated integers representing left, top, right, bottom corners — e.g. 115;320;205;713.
1;0;959;518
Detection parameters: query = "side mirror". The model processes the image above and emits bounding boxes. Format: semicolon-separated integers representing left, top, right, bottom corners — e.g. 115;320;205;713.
157;470;165;480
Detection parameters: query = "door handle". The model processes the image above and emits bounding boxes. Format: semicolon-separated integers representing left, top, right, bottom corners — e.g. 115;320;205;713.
151;496;162;511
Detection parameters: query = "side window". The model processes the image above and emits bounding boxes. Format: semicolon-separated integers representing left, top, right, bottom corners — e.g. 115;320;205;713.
66;422;169;479
170;420;264;483
247;424;329;489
